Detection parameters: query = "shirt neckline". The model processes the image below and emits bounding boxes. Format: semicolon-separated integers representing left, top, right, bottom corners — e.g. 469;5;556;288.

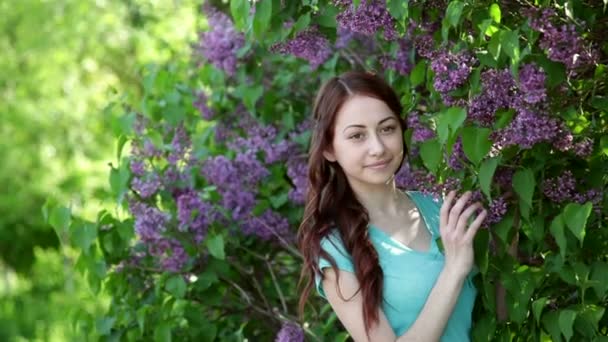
368;190;438;254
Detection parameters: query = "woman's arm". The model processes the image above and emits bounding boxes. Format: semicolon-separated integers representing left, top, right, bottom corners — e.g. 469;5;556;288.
322;191;487;342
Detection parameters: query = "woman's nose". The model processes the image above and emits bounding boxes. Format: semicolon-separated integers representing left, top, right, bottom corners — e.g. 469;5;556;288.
368;133;386;156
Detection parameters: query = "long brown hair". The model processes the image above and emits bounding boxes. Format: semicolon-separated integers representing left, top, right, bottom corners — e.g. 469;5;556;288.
297;71;407;338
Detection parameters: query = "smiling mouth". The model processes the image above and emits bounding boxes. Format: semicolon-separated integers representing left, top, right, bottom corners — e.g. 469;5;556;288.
366;159;392;168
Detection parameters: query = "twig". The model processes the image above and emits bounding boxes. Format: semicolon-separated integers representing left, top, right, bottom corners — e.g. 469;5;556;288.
266;257;288;313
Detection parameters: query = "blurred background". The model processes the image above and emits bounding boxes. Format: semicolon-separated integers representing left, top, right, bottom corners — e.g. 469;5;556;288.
0;0;198;340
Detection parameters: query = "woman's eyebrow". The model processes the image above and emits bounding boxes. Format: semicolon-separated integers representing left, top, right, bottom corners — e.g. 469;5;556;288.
342;116;396;133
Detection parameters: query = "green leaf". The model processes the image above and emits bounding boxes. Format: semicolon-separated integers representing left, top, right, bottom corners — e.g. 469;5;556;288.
96;316;116;336
489;3;501;23
600;136;608;156
293;13;311;33
461;126;491;165
242;85;264;113
49;206;71;243
71;221;97;252
590;261;608;297
550;216;567;259
269;193;289;209
387;0;409;21
512;168;535;207
488;32;502;60
230;0;250;31
501;30;520;64
410;61;427;87
419;138;442;173
562;202;592;245
253;0;272;39
542;311;562;342
109;161;130;201
165;275;187;299
435;107;467;145
532;297;548;326
446;1;465;27
559;309;577;342
154;322;172;342
206;234;225;260
479;157;499;201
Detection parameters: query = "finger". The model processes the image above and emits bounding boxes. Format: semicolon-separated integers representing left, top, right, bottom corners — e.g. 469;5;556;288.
455;202;481;237
440;191;456;232
464;209;487;242
448;191;472;228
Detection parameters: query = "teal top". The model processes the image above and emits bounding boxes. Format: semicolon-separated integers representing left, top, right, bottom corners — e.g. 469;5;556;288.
315;191;477;341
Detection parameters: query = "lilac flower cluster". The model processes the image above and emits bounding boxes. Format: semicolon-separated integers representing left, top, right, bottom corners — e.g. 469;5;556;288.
447;138;465;171
333;0;398;40
275;322;304;342
407;111;435;142
380;39;413;76
193;90;215;120
176;189;217;243
430;50;476;97
202;152;268;221
543;171;602;213
395;162;462;196
525;7;597;71
195;5;245;76
494;108;561;149
468;69;517;126
129;200;189;272
518;63;547;104
228;122;293;164
242;209;291;242
287;156;308;205
270;27;332;69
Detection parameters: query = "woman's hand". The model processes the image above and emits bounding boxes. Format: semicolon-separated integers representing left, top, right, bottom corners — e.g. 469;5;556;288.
439;191;487;279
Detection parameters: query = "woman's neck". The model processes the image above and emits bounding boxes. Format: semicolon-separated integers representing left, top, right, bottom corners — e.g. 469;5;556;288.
349;179;409;220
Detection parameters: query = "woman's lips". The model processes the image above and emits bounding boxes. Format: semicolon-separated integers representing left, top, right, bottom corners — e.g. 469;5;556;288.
366;158;392;169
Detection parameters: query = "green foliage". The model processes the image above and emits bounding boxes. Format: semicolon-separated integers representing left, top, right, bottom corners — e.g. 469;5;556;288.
46;0;608;341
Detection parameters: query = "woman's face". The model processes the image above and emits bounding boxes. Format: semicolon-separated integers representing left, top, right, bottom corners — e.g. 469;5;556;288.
323;95;404;188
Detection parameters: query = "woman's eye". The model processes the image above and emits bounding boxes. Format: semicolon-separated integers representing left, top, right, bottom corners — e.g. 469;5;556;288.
349;133;364;140
381;126;396;133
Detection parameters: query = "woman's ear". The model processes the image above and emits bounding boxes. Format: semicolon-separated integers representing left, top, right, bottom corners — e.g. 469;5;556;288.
322;150;337;162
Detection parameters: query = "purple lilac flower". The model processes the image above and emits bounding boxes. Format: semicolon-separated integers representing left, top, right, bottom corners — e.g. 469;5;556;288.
334;0;398;40
242;209;292;241
275;322;304;342
395;162;462;196
195;5;245;76
194;90;215;120
430;50;475;97
130;160;146;177
518;63;547;104
380;39;413;76
287;156;308;205
234;151;271;187
447;139;465;170
131;173;162;199
495;108;560;149
176;190;216;242
525;7;597;71
160;239;189;273
270;27;332;69
543;171;577;203
573;138;593;157
228;123;292;164
407;111;435;142
468;69;517;127
168;125;190;165
129;200;171;242
486;196;508;226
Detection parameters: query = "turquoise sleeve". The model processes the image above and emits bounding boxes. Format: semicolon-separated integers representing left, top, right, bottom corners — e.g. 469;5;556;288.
315;232;355;299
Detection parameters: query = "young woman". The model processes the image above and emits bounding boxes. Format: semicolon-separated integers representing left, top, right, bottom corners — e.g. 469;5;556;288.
297;71;487;341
